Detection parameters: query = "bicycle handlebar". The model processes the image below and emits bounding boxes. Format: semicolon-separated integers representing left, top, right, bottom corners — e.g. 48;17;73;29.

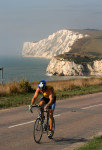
32;104;41;108
29;104;40;113
29;104;48;113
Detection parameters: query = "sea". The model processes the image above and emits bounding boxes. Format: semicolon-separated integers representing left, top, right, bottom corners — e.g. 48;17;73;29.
0;56;87;83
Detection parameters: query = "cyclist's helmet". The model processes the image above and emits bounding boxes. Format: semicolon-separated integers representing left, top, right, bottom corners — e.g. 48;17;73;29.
38;80;46;90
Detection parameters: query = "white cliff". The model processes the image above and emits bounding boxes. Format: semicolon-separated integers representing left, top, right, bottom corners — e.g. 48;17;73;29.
22;29;88;59
46;57;102;76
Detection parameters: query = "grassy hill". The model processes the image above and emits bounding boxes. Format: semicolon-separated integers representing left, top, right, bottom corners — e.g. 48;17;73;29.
56;29;102;64
71;29;102;56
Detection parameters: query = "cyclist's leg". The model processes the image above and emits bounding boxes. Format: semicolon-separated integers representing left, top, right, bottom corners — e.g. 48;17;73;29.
39;96;49;107
48;97;56;137
48;102;56;132
48;109;55;138
49;109;54;130
39;96;50;118
39;98;45;119
39;99;45;106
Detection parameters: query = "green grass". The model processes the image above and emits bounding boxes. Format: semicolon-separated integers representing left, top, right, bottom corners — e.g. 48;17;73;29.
75;136;102;150
55;30;102;65
71;29;102;56
56;84;102;100
0;93;33;109
0;84;102;109
57;53;101;64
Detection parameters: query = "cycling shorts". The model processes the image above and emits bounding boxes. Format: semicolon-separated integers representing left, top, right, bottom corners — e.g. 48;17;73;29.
40;96;56;110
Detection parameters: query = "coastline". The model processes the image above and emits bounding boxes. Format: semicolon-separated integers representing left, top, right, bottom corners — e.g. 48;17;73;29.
1;56;102;84
22;55;51;60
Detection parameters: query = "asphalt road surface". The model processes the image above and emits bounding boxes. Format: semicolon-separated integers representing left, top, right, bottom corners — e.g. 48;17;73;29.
1;92;102;150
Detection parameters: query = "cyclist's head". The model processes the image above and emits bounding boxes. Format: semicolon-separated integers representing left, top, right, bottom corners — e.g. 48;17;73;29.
38;80;46;90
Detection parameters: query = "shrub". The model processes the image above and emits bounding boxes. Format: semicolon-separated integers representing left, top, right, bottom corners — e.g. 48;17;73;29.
19;79;33;92
0;79;34;96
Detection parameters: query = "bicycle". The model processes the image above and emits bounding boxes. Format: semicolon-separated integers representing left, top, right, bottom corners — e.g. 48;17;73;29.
30;104;55;143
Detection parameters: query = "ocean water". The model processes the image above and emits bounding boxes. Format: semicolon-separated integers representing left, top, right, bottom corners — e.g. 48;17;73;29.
0;56;86;83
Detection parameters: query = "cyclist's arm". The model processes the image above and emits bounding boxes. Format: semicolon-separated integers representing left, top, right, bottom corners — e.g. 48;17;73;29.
46;87;54;107
31;88;40;105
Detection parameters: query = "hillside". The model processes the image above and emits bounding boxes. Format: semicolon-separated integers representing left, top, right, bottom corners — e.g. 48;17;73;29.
46;30;102;76
22;29;102;59
70;29;102;56
22;29;88;58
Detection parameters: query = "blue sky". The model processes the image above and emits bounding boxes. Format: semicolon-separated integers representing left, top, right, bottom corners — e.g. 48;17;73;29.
0;0;102;56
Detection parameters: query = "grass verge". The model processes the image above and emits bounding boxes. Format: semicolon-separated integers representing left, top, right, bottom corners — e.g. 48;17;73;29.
0;84;102;110
75;136;102;150
56;84;102;100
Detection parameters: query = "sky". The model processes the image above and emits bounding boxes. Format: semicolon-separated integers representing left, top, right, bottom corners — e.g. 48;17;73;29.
0;0;102;56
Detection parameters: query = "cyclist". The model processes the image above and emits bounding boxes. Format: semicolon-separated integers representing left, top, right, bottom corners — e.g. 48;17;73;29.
29;80;56;138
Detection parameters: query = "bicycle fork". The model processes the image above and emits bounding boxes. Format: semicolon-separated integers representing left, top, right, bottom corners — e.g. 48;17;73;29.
43;110;50;132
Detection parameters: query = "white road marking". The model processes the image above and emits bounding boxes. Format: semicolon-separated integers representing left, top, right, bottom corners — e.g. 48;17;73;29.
8;120;35;128
8;103;102;129
54;114;61;117
82;103;102;110
8;114;61;129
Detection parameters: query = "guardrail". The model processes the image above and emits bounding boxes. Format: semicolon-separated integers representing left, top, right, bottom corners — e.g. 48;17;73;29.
0;67;4;84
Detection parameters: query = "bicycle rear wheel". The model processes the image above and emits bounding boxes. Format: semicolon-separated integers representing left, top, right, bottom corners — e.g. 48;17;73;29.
33;118;43;143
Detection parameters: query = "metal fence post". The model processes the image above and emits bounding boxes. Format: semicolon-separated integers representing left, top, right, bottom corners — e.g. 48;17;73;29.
0;67;4;84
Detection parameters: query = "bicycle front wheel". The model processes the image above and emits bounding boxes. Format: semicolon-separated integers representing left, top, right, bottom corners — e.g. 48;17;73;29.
33;118;43;143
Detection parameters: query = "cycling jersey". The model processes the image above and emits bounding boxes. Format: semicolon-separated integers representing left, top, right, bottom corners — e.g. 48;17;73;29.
40;86;55;98
39;85;56;110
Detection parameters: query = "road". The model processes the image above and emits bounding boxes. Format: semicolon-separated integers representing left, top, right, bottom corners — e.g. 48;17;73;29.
0;92;102;150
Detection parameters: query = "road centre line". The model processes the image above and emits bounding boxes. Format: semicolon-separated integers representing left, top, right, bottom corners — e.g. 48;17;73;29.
8;114;61;129
82;103;102;110
8;120;35;128
8;103;102;129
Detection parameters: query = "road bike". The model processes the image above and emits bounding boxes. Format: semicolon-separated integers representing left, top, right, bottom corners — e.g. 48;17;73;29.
30;105;55;143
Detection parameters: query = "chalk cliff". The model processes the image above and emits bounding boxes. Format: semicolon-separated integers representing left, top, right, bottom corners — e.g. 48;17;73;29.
46;57;102;76
22;30;88;59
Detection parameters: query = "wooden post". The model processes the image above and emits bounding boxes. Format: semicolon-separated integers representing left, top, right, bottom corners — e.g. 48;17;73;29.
0;67;3;84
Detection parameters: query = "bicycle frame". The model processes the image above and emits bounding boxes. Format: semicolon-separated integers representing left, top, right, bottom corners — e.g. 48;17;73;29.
31;104;55;143
32;105;50;131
